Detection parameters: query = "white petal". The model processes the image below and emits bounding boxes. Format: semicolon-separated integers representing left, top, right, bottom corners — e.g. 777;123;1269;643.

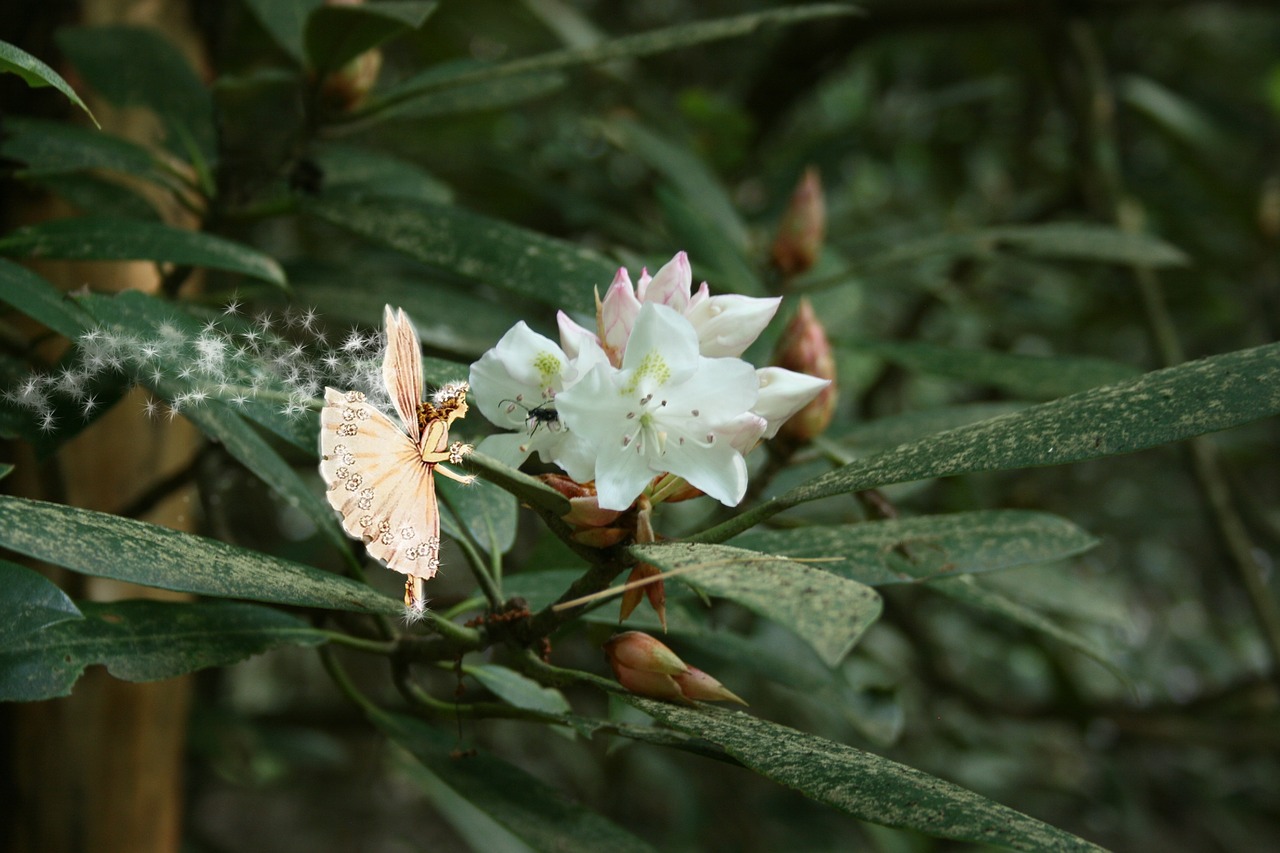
620;303;700;388
556;361;625;447
718;412;769;455
548;432;597;483
593;435;660;510
660;436;749;507
662;355;759;427
754;367;831;438
684;294;781;358
639;251;692;313
556;310;599;360
468;322;566;428
477;431;537;470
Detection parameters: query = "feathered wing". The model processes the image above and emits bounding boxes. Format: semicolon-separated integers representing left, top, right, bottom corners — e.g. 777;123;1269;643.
319;388;443;608
382;305;423;444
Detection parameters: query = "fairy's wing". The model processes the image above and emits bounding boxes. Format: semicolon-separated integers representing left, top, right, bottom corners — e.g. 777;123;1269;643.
319;388;442;588
382;305;423;444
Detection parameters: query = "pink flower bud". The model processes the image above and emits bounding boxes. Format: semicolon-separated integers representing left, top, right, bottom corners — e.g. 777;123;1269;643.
771;167;826;276
771;297;837;445
605;631;685;675
604;632;745;705
673;666;747;706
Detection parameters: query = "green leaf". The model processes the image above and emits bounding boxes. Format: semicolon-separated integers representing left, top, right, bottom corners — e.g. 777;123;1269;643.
369;5;858;117
628;699;1105;852
0;496;400;615
56;26;214;164
305;1;437;73
178;400;352;558
288;263;522;357
0;38;99;126
240;0;325;63
0;463;11;480
304;196;614;314
0;599;326;702
371;709;657;852
464;663;572;716
987;224;1189;267
731;511;1099;586
631;542;882;668
0;217;286;287
855;223;1188;272
831;402;1028;450
0;117;158;180
312;142;452;203
0;560;83;646
606;118;750;252
929;574;1123;680
0;259;92;339
699;342;1280;541
370;71;566;122
854;341;1141;399
394;754;538;853
464;451;572;517
438;476;518;556
33;174;162;222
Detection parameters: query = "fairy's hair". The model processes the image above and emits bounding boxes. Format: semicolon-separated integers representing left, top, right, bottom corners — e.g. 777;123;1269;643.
418;381;469;425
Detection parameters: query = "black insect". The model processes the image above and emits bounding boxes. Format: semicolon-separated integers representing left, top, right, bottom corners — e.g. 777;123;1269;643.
500;398;561;435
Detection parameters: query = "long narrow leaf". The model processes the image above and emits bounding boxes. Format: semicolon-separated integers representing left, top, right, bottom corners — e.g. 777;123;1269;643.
629;699;1105;852
698;342;1280;542
0;496;399;614
0;599;326;702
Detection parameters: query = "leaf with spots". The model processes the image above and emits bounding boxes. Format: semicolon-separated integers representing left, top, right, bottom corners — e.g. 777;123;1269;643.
730;510;1098;586
698;342;1280;542
304;195;615;314
630;542;882;668
854;341;1140;400
0;496;401;615
627;699;1106;852
0;599;327;702
0;217;286;287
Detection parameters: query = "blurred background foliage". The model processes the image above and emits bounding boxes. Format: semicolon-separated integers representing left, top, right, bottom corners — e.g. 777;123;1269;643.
3;1;1280;851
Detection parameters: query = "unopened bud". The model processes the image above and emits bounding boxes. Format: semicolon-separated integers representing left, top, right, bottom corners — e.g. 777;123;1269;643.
771;167;826;276
318;0;382;112
772;297;837;445
674;666;747;706
603;632;744;705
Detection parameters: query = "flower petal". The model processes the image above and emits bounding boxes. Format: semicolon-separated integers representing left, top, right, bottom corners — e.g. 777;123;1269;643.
754;366;832;438
620;303;700;387
598;268;641;364
639;251;693;313
556;310;599;360
684;293;781;358
659;434;748;507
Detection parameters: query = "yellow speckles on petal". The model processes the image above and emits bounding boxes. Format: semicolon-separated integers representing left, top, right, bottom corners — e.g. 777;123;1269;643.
623;351;671;394
532;351;563;382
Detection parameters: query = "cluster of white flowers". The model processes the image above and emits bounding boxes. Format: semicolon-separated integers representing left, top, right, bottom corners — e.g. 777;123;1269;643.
469;252;829;511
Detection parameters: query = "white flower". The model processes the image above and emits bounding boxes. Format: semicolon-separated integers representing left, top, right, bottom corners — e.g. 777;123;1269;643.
752;367;833;439
569;251;782;366
556;303;759;511
468;321;602;477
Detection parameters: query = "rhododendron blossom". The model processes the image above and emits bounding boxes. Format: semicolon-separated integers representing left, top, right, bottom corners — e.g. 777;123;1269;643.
469;252;830;512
